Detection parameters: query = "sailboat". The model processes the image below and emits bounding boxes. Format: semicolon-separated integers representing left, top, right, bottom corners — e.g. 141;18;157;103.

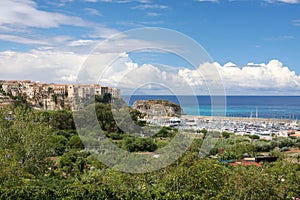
256;106;258;118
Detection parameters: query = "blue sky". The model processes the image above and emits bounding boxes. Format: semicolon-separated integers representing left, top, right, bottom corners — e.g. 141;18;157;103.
0;0;300;94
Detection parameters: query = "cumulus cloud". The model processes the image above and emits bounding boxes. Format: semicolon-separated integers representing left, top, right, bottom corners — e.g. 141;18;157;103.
99;60;192;95
61;74;78;82
178;60;300;95
0;50;86;83
98;58;300;95
224;60;300;91
0;47;299;95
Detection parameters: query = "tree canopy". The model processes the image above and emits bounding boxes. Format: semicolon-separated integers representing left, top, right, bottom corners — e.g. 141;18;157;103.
0;105;299;199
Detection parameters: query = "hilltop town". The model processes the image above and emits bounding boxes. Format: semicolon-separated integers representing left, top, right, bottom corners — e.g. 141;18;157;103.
0;80;120;110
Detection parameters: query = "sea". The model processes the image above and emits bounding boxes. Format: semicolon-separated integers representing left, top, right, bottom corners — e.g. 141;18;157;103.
121;95;300;120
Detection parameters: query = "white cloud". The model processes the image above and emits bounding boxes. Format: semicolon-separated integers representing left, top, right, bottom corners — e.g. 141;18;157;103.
84;8;102;16
265;0;299;3
84;0;102;2
88;50;300;94
292;19;300;26
1;45;299;95
0;34;73;46
99;58;300;95
264;35;295;41
223;62;237;67
276;0;299;3
132;4;168;9
0;0;120;46
0;0;87;30
178;60;300;94
61;74;78;82
196;0;219;2
67;39;95;47
86;26;122;39
0;34;50;46
99;60;191;94
140;21;164;25
0;50;87;83
146;12;160;17
277;0;300;4
84;0;151;3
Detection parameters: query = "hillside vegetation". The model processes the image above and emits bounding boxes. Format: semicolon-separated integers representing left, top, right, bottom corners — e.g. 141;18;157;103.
0;101;300;199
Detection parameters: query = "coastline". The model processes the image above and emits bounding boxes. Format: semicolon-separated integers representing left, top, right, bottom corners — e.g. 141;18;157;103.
180;115;297;123
126;95;300;121
146;114;300;140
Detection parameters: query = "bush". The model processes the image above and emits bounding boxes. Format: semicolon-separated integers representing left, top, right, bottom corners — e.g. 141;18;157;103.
155;127;175;138
219;151;238;160
107;132;125;140
209;148;218;156
156;140;168;149
53;135;68;156
122;137;157;152
255;141;272;152
221;131;232;138
294;142;300;149
249;135;260;140
49;110;75;130
274;138;293;148
67;135;84;149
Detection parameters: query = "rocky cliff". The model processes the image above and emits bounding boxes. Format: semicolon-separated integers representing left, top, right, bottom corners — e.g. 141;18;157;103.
132;100;184;117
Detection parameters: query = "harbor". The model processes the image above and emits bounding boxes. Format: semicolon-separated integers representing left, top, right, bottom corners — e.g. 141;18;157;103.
145;115;300;139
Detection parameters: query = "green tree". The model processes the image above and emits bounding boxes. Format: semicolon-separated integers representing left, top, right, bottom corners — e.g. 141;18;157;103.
67;135;84;149
219;151;238;160
94;103;118;132
249;134;260;140
0;107;55;180
221;131;232;138
59;150;89;175
103;93;112;104
122;137;157;152
52;135;68;156
156;126;176;138
49;110;75;130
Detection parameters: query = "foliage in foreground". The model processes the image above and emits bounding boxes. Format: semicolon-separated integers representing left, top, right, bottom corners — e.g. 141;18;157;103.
0;105;300;199
0;158;299;200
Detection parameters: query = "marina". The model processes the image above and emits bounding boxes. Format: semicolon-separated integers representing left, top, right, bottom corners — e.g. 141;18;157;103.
145;115;300;139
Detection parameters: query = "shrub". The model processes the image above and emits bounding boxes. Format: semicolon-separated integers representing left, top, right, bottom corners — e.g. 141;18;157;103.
122;137;157;152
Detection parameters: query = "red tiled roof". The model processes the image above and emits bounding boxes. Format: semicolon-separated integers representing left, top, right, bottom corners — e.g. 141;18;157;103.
290;133;300;137
230;161;262;167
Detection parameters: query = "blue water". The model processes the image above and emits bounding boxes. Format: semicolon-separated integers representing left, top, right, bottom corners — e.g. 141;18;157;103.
122;95;300;120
